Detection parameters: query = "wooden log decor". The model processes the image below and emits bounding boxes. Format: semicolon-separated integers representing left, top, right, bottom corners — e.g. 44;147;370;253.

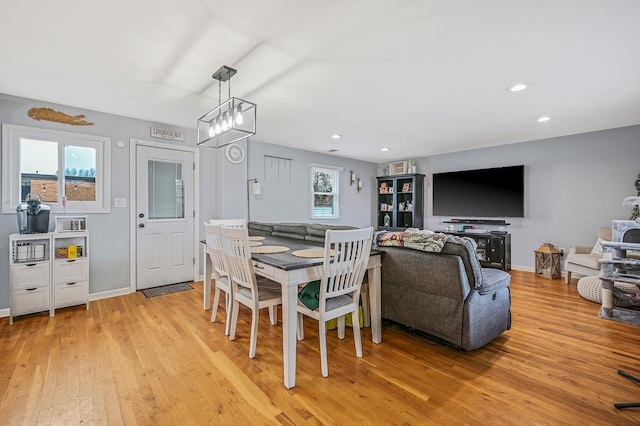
28;107;94;126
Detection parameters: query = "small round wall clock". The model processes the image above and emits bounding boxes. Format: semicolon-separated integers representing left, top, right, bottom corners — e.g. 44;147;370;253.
225;143;245;164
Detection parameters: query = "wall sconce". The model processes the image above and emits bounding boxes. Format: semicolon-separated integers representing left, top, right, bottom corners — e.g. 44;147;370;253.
357;178;362;192
248;178;262;195
350;170;356;186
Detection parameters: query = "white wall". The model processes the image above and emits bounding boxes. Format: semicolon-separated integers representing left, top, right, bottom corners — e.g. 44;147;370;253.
397;125;640;270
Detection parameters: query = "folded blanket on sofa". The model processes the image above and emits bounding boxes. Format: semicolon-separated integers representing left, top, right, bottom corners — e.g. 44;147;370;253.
375;229;449;252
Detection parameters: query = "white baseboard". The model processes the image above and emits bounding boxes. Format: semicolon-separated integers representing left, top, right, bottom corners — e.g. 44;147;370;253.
1;287;133;319
511;265;535;273
88;287;132;302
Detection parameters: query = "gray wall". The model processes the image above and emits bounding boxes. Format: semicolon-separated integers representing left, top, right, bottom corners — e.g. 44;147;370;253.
0;93;206;310
245;141;376;227
398;125;640;270
0;93;376;311
2;91;639;312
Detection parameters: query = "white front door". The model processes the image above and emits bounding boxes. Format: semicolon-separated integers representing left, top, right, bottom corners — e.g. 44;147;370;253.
136;145;195;290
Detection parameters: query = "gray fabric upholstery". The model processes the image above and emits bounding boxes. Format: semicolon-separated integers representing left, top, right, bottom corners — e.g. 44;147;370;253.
249;221;356;244
304;235;327;243
271;231;307;240
248;222;275;233
273;223;309;235
380;237;511;350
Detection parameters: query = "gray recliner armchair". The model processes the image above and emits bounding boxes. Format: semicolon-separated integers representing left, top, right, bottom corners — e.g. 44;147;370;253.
379;235;511;350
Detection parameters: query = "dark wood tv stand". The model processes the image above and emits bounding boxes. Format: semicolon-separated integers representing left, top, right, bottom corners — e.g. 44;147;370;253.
441;230;511;271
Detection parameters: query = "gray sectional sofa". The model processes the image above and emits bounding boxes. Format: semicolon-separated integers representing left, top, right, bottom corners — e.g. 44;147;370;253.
378;234;511;350
248;222;356;243
248;222;511;350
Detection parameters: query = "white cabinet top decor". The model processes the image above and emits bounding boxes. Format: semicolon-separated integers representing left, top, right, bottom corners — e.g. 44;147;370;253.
54;215;87;232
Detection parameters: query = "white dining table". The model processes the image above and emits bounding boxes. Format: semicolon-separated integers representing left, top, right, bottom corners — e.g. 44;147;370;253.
202;235;382;388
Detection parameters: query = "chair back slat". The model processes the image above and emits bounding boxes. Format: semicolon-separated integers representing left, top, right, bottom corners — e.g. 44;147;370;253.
205;219;245;278
220;225;256;292
320;227;373;303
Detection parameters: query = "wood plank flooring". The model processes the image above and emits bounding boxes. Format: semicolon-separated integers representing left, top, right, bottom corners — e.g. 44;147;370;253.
2;270;640;425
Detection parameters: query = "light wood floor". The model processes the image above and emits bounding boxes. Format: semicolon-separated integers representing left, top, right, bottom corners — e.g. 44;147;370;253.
2;271;640;425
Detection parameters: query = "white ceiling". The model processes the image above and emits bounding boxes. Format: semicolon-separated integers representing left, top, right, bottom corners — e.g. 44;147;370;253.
1;1;639;163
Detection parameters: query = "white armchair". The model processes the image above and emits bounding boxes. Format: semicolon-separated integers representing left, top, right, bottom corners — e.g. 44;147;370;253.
564;227;611;284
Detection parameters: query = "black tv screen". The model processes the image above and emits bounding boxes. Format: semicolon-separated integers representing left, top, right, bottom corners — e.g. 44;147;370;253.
432;165;525;218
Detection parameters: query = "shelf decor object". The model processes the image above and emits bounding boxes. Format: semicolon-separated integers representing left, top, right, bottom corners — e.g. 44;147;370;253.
389;161;407;175
54;215;87;232
376;173;424;230
197;65;257;148
534;243;561;279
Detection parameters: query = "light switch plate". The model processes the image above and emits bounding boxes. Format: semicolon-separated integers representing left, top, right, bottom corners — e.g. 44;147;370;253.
114;197;127;208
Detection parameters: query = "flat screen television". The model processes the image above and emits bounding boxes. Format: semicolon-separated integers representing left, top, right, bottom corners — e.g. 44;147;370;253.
432;165;525;218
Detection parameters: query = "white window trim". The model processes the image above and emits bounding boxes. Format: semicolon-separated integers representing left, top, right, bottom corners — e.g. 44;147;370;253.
310;164;342;220
2;123;111;214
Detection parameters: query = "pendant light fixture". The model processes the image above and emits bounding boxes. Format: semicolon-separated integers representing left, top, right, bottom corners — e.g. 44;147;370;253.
197;65;257;148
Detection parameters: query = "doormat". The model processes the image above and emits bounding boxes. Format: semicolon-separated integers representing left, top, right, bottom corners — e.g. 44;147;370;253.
142;282;193;298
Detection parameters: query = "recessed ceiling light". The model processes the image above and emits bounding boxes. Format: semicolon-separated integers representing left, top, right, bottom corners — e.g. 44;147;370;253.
536;116;551;123
381;147;390;152
331;134;342;139
507;83;527;92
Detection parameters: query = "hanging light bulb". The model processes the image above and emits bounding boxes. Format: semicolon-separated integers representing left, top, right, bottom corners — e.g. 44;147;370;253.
208;124;215;137
235;103;244;125
214;117;222;134
221;112;229;132
227;108;234;128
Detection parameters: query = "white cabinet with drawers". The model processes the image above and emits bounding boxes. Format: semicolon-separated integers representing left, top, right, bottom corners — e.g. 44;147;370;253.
9;231;89;324
9;234;52;324
52;231;89;311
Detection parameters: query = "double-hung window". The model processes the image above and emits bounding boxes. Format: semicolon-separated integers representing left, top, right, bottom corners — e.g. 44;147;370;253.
2;124;111;213
310;165;341;219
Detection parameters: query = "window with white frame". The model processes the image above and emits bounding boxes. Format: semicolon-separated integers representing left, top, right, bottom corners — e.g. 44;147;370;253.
310;165;341;219
2;124;111;213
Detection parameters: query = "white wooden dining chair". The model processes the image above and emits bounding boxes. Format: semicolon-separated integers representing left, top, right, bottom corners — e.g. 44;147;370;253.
204;219;244;335
297;226;374;377
220;225;282;359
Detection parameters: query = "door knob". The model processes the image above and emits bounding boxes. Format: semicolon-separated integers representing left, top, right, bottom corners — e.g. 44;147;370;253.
138;223;145;228
139;213;145;218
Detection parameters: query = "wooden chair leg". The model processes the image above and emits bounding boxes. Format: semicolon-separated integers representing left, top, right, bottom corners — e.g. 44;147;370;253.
229;300;240;341
566;271;572;284
268;305;278;325
319;319;329;377
352;310;363;358
337;316;346;339
224;292;232;336
211;286;221;323
249;306;259;359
